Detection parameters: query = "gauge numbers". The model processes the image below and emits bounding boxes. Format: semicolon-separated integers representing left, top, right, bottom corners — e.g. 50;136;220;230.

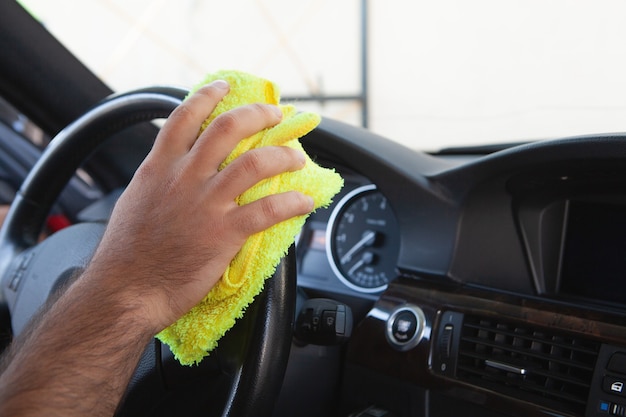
326;184;400;293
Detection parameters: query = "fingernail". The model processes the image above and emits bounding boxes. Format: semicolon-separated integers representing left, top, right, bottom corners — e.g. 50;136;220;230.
305;195;315;211
211;79;229;90
296;151;306;166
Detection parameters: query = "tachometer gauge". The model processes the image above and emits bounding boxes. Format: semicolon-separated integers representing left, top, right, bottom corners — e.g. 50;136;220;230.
326;184;400;293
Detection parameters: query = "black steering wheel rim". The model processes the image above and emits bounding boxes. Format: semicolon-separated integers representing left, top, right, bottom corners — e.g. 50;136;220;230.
0;87;296;417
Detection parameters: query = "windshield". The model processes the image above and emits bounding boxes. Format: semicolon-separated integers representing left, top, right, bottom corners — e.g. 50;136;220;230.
19;0;626;152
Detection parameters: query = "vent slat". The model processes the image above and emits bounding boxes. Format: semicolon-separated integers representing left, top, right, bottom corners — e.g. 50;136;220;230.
456;315;600;415
456;364;588;406
462;322;599;355
459;335;596;371
457;350;592;388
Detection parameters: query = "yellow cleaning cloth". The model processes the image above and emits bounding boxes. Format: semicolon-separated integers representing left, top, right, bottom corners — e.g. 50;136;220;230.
156;70;343;365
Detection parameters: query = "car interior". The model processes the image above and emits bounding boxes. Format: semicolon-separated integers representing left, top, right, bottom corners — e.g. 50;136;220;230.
2;1;626;417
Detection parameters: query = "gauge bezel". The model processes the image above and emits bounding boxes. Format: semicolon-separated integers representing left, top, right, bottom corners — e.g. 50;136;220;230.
326;184;392;294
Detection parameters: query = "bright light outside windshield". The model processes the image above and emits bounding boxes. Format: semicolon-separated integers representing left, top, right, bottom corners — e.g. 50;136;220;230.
19;0;626;151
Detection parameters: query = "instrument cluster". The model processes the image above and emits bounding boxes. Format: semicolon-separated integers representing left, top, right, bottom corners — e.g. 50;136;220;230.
297;176;400;298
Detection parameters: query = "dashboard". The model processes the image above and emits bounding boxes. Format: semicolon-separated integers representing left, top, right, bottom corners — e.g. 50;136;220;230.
4;84;626;417
296;121;626;417
4;2;626;415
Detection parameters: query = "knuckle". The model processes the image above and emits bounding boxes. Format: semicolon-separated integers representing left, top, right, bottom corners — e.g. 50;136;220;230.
195;84;224;102
239;149;265;177
260;198;282;221
250;103;270;117
134;157;162;184
170;103;197;125
250;103;280;123
210;112;239;136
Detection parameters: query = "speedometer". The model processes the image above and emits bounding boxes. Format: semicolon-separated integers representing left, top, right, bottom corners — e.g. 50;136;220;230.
326;184;400;293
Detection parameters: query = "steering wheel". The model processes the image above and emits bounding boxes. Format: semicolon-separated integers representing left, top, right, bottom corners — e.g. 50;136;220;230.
0;88;296;417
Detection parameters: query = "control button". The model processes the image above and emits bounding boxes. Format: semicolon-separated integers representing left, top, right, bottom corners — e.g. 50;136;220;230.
438;324;454;359
604;376;626;396
9;252;35;291
609;353;626;374
599;400;610;413
392;311;417;342
322;310;336;333
336;305;347;335
385;305;426;351
294;298;353;345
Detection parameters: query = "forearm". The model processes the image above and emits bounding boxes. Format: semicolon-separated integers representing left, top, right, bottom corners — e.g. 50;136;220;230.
0;268;154;417
0;83;316;416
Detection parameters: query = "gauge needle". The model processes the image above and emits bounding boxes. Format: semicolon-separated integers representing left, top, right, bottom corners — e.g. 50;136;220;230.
341;230;376;264
348;252;374;276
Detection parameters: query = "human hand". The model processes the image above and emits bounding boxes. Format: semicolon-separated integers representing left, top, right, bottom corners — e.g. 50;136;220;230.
84;80;314;333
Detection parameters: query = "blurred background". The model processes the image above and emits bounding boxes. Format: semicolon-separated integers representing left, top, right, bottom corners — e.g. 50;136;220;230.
19;0;626;151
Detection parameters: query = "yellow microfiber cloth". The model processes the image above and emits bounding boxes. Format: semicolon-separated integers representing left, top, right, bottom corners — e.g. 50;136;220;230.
156;70;343;365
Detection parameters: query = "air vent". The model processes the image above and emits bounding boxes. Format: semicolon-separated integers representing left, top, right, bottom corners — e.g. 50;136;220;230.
457;315;600;415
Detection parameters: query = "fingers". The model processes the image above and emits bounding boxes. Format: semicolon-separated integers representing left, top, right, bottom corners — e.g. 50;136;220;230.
188;103;283;173
145;80;313;239
151;81;283;176
216;146;315;241
153;80;230;156
230;191;314;238
212;146;306;202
